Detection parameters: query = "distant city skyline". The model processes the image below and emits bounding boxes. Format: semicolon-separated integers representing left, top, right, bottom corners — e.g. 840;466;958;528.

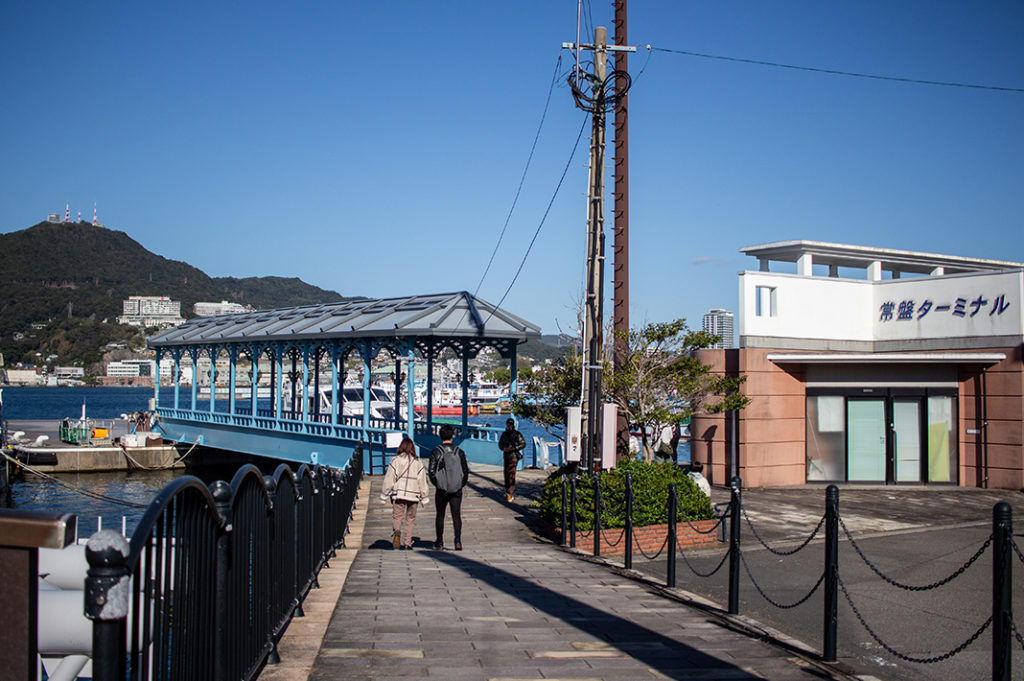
702;308;734;349
2;2;1021;334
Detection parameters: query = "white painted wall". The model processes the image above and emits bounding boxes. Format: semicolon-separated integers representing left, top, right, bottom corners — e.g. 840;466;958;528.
740;269;1024;342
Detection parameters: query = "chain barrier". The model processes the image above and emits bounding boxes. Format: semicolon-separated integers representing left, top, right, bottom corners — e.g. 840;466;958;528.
737;548;824;609
1011;618;1024;652
839;515;992;591
632;530;670;560
681;509;730;535
740;500;825;556
1010;535;1024;566
677;545;730;579
603;526;627;548
837;573;991;664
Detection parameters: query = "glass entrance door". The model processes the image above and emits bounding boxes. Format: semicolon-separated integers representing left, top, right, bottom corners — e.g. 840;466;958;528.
893;400;922;482
847;399;886;481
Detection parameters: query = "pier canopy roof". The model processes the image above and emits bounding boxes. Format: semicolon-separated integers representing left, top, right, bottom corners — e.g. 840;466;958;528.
146;291;541;349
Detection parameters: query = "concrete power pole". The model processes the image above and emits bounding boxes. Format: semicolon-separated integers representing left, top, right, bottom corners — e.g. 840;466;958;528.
582;27;608;473
566;27;634;471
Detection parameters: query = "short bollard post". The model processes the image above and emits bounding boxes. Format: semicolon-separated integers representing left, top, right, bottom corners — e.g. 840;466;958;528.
728;476;742;615
624;472;634;570
593;471;602;557
667;483;678;588
823;485;839;663
993;501;1012;681
560;475;568;547
570;471;578;549
84;530;131;681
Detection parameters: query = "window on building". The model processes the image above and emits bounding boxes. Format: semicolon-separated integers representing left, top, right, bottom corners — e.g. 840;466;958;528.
755;286;776;317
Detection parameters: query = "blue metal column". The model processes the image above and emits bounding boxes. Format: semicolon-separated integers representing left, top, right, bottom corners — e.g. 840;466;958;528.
153;350;161;408
510;350;518;409
426;346;434;428
274;346;284;427
405;346;415;440
173;350;181;411
300;344;310;422
228;346;237;416
189;349;199;413
208;347;216;414
460;348;469;435
330;345;340;426
394;358;402;431
362;342;372;438
250;349;258;417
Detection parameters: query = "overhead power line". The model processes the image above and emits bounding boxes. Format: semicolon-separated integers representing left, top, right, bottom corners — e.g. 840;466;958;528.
483;115;588;327
473;54;564;299
650;46;1024;93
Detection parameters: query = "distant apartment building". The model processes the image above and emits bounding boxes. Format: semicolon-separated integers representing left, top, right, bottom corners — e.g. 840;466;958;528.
194;300;252;317
53;367;85;379
117;296;185;327
3;368;42;385
702;308;734;349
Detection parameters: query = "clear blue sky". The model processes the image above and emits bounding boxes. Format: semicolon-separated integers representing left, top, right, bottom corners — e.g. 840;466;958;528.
2;2;1022;337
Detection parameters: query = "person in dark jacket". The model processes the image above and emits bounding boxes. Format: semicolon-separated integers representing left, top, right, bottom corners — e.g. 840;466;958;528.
428;424;469;550
498;418;525;501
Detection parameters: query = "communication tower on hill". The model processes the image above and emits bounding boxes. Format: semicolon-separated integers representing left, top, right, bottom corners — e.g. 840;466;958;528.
93;203;98;226
64;200;70;223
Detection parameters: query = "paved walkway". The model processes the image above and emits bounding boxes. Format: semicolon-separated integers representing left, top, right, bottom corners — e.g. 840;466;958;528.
285;466;859;681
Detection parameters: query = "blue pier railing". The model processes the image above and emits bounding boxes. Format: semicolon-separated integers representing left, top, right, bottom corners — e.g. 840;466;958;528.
84;447;363;681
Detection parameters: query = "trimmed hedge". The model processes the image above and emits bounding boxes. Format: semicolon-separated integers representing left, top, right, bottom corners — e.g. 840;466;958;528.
537;460;713;531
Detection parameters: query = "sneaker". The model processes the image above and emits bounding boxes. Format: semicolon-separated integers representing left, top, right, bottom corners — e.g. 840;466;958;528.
454;543;463;551
434;541;444;551
392;531;401;550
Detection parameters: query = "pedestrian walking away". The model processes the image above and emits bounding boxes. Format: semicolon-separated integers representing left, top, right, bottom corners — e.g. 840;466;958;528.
381;437;430;550
498;417;525;501
428;423;469;551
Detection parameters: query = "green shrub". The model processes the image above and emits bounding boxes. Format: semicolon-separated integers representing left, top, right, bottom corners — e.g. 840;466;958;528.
536;460;713;531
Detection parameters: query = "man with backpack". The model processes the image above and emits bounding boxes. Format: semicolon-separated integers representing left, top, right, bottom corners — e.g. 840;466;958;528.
428;424;469;550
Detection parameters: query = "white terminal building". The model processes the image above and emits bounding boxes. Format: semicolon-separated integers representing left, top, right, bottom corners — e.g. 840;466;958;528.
691;241;1024;490
117;296;186;327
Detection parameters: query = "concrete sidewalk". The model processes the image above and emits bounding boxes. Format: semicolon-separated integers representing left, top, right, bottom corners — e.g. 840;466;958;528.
296;466;860;681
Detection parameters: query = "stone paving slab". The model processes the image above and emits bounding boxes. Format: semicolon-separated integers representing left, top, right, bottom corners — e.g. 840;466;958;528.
306;466;859;681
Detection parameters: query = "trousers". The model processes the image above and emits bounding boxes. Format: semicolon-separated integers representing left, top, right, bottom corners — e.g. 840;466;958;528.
434;490;463;544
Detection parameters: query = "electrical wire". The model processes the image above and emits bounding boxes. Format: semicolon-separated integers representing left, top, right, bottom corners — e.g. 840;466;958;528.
473;53;564;299
649;46;1024;93
482;115;589;327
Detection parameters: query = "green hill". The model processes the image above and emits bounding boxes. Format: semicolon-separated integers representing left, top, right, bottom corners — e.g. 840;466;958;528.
0;220;356;368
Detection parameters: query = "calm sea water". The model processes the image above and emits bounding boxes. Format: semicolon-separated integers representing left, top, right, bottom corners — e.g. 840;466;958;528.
3;387;687;536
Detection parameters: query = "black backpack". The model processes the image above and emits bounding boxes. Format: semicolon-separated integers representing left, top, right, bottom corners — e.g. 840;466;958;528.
434;444;463;493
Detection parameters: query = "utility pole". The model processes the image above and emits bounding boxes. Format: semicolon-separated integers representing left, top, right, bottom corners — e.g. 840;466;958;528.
565;26;634;472
612;0;630;458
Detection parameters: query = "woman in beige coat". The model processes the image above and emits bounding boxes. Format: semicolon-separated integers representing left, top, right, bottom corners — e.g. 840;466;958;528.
382;437;430;550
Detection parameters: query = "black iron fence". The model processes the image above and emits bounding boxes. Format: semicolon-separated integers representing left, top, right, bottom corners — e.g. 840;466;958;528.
84;447;363;681
560;472;1019;681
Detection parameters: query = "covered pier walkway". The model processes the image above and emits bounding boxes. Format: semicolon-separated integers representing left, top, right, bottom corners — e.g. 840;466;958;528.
147;292;540;469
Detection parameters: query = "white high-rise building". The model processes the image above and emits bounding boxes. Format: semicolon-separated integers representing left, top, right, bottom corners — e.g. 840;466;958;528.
702;308;734;349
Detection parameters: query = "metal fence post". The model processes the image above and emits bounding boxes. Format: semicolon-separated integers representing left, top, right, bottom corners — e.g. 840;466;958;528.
560;475;568;547
667;483;677;588
211;480;233;681
823;485;839;663
570;471;578;549
84;529;130;681
993;501;1012;681
624;472;634;570
593;471;602;557
728;476;742;615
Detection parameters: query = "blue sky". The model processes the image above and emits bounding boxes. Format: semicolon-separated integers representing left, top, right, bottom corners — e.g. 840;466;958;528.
2;2;1022;337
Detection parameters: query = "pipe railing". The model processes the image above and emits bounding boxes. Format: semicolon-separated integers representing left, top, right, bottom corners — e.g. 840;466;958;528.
85;446;363;681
